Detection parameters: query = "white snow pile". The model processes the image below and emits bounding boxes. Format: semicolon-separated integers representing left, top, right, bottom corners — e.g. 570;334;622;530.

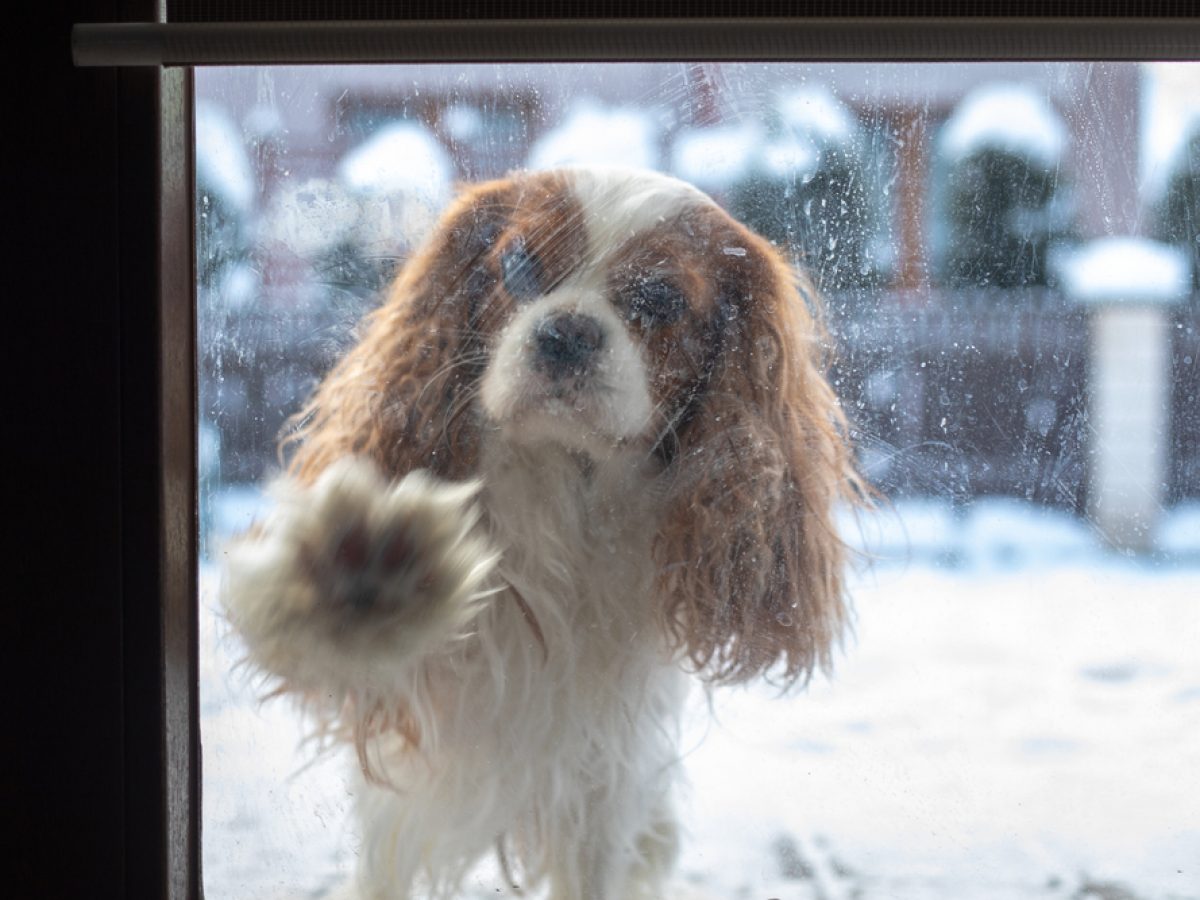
440;102;484;142
195;100;255;215
776;84;859;148
528;100;660;171
758;138;821;179
1054;236;1192;304
1140;63;1200;205
669;122;765;193
939;82;1069;169
841;497;1105;569
204;261;259;313
259;124;454;259
1158;501;1200;556
671;88;861;193
763;86;861;181
243;103;285;142
338;121;454;200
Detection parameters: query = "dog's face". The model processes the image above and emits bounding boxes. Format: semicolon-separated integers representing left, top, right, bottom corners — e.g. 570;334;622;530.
287;167;859;685
475;168;744;457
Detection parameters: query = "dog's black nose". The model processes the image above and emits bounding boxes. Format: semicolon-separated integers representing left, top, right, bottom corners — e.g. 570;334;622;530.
533;312;604;378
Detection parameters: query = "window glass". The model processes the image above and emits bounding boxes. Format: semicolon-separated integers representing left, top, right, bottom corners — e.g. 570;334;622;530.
198;63;1200;899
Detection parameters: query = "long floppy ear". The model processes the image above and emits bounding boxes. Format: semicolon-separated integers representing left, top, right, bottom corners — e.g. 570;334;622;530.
284;179;518;485
655;228;863;686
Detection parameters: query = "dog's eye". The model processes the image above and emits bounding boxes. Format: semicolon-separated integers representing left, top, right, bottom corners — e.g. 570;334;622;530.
625;278;687;329
500;240;543;300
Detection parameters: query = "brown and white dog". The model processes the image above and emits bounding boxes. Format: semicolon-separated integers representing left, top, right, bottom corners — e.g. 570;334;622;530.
222;167;860;899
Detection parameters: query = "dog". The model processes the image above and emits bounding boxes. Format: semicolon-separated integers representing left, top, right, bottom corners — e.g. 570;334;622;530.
222;166;861;899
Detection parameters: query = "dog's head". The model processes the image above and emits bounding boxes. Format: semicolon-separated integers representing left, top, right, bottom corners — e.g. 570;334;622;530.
288;167;860;685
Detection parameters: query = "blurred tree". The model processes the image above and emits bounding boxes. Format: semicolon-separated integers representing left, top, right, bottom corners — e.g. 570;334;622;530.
934;84;1074;290
940;146;1068;288
197;181;247;289
726;89;881;291
728;143;879;290
1156;129;1200;290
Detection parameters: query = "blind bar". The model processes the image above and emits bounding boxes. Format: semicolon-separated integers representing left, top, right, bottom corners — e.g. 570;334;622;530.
72;18;1200;66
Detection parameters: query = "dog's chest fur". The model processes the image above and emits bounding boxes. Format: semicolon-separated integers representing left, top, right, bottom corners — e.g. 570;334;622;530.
473;441;678;740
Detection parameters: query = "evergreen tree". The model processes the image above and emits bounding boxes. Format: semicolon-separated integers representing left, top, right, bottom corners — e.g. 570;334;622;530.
1156;130;1200;290
941;146;1066;288
728;142;877;290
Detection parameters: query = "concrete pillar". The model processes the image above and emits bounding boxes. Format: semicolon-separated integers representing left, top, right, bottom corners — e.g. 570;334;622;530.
1060;236;1190;552
1088;304;1172;551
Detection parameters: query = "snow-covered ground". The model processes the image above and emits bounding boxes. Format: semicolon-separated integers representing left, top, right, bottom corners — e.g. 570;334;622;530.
201;497;1200;900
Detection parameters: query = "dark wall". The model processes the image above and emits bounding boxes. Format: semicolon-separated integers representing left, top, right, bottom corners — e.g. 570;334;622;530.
12;2;130;898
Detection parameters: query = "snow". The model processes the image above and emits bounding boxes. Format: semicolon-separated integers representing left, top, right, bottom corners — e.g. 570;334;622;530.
441;103;484;142
938;83;1068;169
1158;502;1200;558
776;85;858;147
260;150;452;261
759;136;821;180
205;261;259;312
200;494;1200;900
669;123;765;193
243;103;285;141
669;88;858;191
196;101;255;214
338;122;453;201
682;560;1200;900
527;101;660;171
1055;236;1192;304
841;498;1101;571
1140;63;1200;205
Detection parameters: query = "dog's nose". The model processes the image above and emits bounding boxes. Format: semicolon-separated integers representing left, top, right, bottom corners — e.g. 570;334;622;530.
533;312;604;378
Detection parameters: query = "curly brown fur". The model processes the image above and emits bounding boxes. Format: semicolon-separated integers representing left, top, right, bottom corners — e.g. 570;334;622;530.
654;216;863;686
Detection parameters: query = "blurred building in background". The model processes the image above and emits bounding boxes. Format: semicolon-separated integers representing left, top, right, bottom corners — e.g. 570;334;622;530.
196;62;1200;548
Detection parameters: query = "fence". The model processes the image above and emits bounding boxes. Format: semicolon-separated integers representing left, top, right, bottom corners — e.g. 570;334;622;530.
200;288;1200;513
828;290;1093;510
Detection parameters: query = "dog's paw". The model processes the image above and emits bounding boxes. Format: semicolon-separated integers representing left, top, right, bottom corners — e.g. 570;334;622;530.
221;458;497;692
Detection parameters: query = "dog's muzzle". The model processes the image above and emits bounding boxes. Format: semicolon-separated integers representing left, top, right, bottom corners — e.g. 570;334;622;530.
532;312;605;380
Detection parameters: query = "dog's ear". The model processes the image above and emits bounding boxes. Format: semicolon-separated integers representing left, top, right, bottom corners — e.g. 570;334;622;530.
285;180;518;484
654;229;862;685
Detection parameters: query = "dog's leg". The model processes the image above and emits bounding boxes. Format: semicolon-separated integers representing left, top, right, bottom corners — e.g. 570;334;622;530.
547;786;679;900
220;456;498;697
626;796;681;899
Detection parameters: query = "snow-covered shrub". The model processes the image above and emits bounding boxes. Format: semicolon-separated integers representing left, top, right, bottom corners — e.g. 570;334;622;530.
256;122;454;307
723;88;880;289
331;122;454;300
935;83;1074;289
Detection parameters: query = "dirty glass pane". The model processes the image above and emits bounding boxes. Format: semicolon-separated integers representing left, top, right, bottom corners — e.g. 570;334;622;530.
198;64;1200;900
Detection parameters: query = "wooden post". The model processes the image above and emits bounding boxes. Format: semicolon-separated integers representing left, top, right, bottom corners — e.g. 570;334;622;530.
892;107;931;295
